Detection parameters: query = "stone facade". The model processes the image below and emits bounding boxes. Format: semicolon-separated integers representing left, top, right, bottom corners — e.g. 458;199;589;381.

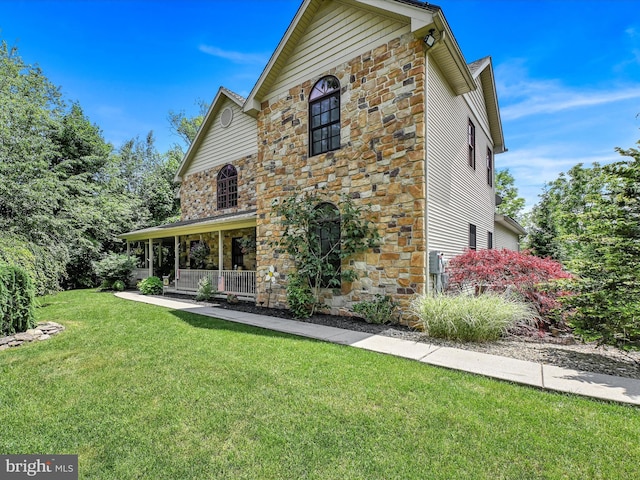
180;153;257;221
255;33;427;315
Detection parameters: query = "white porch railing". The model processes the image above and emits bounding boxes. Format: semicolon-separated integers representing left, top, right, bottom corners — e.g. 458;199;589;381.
131;268;150;283
176;269;256;299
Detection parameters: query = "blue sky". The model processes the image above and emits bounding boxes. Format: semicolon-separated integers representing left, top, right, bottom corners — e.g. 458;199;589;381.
2;0;639;209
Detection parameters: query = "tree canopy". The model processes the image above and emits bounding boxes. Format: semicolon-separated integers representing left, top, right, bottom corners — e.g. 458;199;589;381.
0;40;183;291
526;144;640;348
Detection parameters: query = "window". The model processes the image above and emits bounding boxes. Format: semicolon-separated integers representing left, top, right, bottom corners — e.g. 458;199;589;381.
309;76;341;157
488;231;493;250
217;164;237;210
469;224;477;250
486;148;493;186
468;119;476;169
311;202;341;287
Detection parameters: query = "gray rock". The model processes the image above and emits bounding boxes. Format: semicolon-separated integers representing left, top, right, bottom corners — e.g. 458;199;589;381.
14;332;34;342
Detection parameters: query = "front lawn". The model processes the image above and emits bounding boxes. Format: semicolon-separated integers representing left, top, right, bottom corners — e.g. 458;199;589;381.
1;290;638;479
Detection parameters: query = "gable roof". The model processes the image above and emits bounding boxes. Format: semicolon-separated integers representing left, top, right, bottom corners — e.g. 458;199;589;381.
467;56;505;154
174;87;247;181
243;0;477;115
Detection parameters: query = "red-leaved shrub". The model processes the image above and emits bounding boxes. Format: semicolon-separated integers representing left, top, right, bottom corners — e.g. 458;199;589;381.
445;249;573;329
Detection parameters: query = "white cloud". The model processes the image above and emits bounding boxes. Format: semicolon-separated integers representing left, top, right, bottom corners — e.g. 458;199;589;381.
495;61;640;120
198;44;269;66
499;147;621;209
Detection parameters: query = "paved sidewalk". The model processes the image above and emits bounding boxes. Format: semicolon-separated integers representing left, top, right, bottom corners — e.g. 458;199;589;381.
115;291;640;406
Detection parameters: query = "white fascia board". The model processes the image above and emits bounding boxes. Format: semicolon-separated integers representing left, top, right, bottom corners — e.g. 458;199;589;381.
354;0;435;33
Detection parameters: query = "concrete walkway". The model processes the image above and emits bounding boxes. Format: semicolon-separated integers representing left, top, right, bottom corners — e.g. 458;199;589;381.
115;291;640;406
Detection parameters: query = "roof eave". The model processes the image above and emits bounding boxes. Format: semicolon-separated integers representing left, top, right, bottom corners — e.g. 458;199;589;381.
495;214;527;236
118;211;258;241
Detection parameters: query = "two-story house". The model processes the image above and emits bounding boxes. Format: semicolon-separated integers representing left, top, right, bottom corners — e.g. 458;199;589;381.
119;0;525;313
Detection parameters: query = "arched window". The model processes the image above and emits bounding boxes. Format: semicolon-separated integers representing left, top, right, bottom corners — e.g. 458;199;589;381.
309;76;341;157
217;164;238;210
311;202;341;287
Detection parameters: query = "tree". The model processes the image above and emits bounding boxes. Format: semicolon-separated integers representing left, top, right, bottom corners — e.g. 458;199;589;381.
270;190;380;317
525;163;607;263
495;168;525;220
168;99;208;147
565;143;640;348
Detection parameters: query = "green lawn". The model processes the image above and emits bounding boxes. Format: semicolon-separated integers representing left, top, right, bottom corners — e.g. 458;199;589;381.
1;290;639;479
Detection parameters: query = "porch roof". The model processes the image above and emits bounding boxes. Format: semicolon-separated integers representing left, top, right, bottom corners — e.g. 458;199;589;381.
118;210;257;241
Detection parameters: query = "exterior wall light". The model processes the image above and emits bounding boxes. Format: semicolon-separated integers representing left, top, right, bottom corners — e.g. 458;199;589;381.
424;29;436;48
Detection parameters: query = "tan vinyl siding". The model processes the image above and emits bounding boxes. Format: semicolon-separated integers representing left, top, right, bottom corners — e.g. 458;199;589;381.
267;0;409;100
465;76;490;138
185;98;257;176
495;223;520;251
426;56;495;263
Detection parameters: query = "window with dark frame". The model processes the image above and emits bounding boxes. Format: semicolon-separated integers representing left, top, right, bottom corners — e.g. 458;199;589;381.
217;164;238;210
309;76;341;157
311;202;341;288
468;119;476;169
469;224;477;250
487;147;493;186
488;231;493;249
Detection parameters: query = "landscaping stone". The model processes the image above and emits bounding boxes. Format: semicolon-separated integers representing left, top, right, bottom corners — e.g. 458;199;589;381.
0;322;64;350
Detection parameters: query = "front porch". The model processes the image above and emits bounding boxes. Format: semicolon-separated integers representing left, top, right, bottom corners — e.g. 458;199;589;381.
121;211;258;300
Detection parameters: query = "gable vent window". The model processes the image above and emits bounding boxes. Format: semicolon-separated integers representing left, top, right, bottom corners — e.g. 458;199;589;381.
220;107;233;128
309;75;341;157
217;164;238;210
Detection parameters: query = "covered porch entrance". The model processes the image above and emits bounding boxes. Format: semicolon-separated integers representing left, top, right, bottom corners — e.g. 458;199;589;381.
119;212;257;300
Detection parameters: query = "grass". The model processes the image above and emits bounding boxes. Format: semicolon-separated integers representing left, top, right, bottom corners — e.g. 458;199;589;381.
1;290;639;479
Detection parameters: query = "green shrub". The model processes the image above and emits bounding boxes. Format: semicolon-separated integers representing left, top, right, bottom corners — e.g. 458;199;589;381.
0;264;36;336
226;293;239;304
352;294;399;324
286;273;315;319
195;277;217;302
137;276;163;295
93;253;137;287
0;234;66;296
411;293;538;342
112;280;126;292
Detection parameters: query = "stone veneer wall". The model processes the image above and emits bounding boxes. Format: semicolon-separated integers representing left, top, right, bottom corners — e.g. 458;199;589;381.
255;33;427;317
180;153;257;221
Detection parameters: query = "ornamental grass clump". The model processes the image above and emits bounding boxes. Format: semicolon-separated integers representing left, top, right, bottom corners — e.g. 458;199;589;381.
411;293;538;342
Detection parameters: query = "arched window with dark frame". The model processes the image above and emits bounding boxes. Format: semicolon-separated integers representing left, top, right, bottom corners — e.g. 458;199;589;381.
309;75;341;157
311;202;341;288
217;164;238;210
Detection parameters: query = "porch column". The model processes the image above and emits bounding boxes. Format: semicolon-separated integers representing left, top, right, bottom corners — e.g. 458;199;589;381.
174;236;179;285
148;238;153;277
218;230;224;272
